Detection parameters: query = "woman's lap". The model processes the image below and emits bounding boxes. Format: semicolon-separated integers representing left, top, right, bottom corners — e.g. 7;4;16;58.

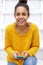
7;56;37;65
23;56;37;65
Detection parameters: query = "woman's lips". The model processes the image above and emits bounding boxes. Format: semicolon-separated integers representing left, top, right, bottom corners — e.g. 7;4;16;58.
18;20;24;23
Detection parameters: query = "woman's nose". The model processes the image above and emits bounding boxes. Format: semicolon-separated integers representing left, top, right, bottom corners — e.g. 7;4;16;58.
19;15;23;18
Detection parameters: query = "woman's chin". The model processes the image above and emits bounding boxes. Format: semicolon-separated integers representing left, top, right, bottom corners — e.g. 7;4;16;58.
18;23;25;26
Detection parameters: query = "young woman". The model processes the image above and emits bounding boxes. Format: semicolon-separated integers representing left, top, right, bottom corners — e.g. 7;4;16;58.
4;0;40;65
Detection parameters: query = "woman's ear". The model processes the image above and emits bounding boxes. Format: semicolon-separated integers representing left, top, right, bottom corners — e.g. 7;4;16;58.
28;13;30;18
14;11;16;17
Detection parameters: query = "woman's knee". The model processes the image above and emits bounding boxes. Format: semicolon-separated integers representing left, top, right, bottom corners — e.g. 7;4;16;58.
7;62;17;65
23;56;37;65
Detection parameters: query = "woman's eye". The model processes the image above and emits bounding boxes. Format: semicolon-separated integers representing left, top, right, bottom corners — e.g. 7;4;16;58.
16;13;20;16
22;13;26;16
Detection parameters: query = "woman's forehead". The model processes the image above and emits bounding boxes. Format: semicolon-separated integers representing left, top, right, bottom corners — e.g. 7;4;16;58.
15;6;28;13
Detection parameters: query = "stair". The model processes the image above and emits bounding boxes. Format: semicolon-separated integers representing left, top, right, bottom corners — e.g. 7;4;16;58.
0;49;43;65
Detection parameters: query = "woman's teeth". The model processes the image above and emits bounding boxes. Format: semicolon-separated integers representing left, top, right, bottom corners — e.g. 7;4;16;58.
19;20;24;23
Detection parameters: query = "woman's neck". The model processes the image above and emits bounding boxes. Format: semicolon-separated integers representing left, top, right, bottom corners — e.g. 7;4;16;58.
16;22;28;31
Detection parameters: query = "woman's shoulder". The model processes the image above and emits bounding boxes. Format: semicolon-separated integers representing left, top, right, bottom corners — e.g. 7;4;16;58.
30;22;39;29
28;22;39;31
5;23;15;31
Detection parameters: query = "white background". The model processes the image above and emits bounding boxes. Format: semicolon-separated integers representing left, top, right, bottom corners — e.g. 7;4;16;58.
0;0;43;49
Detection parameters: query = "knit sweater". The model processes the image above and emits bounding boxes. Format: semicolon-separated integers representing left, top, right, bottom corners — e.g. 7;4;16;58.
4;22;39;65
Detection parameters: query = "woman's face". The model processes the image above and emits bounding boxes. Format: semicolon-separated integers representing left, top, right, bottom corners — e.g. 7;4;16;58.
14;6;29;26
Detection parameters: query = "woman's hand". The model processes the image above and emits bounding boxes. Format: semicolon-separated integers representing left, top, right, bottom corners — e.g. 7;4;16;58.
21;51;29;59
13;51;20;59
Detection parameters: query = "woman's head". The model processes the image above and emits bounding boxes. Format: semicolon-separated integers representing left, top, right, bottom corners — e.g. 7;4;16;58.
15;0;29;16
14;0;30;26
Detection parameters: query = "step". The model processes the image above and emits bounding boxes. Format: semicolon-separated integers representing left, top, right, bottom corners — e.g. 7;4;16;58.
0;49;43;60
0;60;43;65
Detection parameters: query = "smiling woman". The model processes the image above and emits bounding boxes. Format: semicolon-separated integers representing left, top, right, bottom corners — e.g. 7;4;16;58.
14;0;30;34
4;0;40;65
14;6;28;25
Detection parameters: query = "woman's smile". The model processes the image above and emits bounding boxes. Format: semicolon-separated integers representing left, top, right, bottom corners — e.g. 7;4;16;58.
14;6;28;26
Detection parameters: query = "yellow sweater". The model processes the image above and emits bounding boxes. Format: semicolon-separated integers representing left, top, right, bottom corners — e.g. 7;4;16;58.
4;22;39;65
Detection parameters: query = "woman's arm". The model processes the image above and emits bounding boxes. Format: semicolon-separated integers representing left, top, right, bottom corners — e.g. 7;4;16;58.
27;26;40;56
4;27;14;57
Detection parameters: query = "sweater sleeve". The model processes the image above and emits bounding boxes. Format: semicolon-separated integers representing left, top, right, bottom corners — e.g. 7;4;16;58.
27;26;40;56
4;27;14;56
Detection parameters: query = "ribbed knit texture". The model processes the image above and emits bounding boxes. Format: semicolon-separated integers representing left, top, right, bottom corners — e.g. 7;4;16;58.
4;22;39;65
